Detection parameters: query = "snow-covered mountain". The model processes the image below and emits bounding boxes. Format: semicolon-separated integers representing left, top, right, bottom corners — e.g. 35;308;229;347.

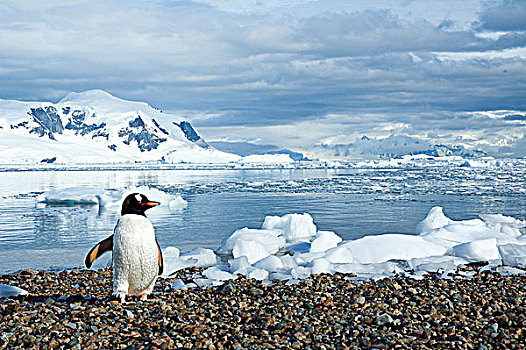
0;90;241;164
208;141;310;161
317;134;490;160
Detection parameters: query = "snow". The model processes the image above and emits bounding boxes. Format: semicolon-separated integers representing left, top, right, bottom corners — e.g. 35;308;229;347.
0;284;28;298
0;90;243;165
160;206;526;286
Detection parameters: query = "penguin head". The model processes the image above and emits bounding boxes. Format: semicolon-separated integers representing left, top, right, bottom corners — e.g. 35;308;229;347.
121;193;160;216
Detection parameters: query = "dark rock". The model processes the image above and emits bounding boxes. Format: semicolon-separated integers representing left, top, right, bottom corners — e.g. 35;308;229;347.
376;313;394;326
175;121;201;142
28;106;64;139
216;281;236;294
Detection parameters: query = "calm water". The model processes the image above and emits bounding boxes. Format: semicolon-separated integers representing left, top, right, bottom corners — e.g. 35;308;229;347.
0;165;524;273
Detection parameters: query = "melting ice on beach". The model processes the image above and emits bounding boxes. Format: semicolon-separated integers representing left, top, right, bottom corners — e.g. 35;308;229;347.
166;207;526;289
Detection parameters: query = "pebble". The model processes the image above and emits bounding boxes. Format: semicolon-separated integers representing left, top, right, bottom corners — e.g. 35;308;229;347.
0;265;525;348
376;313;394;326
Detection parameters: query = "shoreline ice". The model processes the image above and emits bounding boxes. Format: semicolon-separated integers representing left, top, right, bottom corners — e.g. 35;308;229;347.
166;207;526;289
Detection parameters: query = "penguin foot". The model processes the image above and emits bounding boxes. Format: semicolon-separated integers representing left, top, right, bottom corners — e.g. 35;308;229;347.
140;293;148;301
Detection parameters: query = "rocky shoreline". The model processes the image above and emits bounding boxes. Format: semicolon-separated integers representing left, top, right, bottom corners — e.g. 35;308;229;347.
1;265;525;349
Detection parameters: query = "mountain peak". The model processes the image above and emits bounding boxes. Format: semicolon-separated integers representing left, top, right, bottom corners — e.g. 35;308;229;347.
59;89;118;103
58;90;152;115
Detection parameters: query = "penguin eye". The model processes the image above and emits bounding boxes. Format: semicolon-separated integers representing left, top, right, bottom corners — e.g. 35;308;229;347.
135;194;142;203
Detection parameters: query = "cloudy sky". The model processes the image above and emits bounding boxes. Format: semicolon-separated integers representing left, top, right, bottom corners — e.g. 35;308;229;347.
1;0;525;157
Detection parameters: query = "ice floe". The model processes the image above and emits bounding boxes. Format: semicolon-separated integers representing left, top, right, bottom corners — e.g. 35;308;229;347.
165;208;526;287
37;185;187;213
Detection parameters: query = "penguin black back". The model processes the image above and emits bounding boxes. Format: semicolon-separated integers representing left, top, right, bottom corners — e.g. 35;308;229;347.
121;193;160;216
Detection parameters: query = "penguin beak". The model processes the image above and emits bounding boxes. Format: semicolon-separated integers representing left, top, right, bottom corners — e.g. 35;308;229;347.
141;201;160;208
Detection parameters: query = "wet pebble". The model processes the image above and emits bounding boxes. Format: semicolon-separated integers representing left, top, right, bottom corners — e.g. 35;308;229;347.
1;265;525;348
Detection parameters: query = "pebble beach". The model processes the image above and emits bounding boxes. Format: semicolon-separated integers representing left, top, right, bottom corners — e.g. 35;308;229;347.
1;265;525;349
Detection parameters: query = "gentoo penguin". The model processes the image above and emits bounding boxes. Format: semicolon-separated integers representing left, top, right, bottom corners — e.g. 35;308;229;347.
85;193;163;303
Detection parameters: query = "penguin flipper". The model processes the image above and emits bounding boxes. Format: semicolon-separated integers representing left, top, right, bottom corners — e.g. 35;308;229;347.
85;235;114;268
156;239;164;275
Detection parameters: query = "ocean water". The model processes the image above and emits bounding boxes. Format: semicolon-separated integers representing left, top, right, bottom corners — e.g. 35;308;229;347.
0;165;524;273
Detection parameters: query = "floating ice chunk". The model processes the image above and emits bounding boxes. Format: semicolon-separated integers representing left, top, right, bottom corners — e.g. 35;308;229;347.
171;279;187;290
167;195;188;211
37;187;105;205
459;158;499;168
421;218;519;248
229;256;251;275
253;255;284;272
280;254;298;269
218;228;285;255
332;261;404;278
311;258;333;275
286;279;301;285
194;278;222;287
285;241;311;254
203;266;236;281
162;246;198;276
328;234;447;264
324;245;354;264
232;239;270;264
451;238;500;262
415;207;452;234
180;248;218;268
410;256;468;272
246;267;269;280
480;213;526;228
495;266;526;276
0;284;28;298
292;251;326;265
38;185;187;213
498;243;526;265
262;213;317;243
269;271;293;281
164;246;180;258
291;266;312;279
310;231;342;253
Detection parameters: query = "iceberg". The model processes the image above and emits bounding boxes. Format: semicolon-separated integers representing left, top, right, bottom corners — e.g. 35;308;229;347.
38;185;187;212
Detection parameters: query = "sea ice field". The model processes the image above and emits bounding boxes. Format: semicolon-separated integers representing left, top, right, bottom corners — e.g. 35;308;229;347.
0;158;525;289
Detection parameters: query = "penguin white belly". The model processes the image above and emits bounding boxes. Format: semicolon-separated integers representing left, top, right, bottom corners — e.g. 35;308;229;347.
112;214;159;297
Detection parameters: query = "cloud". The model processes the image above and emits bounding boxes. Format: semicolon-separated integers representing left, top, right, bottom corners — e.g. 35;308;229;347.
0;0;525;158
478;0;526;31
